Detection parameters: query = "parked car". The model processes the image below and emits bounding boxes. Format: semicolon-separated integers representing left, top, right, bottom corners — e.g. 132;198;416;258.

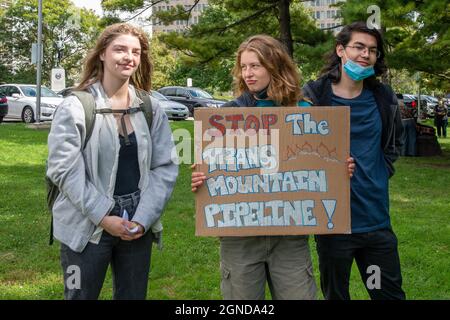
157;86;227;117
150;90;189;120
0;84;63;123
0;94;8;123
421;95;438;117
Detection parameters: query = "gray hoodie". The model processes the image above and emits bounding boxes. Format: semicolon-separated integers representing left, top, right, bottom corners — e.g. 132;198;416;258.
47;82;178;252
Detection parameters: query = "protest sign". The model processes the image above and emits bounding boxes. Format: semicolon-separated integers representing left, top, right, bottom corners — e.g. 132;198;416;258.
195;106;350;236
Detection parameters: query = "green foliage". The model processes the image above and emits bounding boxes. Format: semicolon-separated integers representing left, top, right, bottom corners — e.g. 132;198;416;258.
168;58;234;92
389;69;419;94
0;0;101;86
151;37;177;89
156;1;330;90
101;1;330;90
102;0;146;12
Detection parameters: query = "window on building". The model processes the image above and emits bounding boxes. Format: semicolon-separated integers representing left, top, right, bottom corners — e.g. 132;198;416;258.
316;11;320;19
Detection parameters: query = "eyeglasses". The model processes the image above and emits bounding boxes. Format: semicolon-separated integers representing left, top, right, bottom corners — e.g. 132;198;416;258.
345;45;381;58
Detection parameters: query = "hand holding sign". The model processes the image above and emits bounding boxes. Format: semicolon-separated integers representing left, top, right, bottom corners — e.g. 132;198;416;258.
194;107;351;237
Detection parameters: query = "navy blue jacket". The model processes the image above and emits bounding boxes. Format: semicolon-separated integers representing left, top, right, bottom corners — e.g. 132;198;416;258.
302;75;404;177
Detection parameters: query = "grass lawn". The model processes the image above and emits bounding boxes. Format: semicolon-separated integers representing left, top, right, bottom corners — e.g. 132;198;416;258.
0;120;449;299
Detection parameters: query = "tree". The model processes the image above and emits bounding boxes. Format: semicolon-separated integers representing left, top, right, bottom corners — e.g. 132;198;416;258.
0;0;101;86
168;57;234;93
102;0;333;91
150;36;177;89
157;0;330;59
339;0;449;91
161;1;333;89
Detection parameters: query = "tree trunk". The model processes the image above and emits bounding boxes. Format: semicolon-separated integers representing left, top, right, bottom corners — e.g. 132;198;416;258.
278;0;293;57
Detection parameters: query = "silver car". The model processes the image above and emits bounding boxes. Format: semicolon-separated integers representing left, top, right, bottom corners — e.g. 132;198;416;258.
421;95;437;117
0;84;63;123
150;90;189;120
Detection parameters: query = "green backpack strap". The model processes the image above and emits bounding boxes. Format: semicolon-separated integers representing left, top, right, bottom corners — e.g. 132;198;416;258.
135;89;153;130
70;91;96;147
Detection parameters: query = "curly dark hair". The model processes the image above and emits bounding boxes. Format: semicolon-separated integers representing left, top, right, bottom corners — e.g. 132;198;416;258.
320;21;387;87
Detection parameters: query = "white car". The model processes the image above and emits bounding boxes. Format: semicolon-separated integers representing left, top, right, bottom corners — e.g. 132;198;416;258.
421;95;437;117
150;90;189;120
0;84;63;123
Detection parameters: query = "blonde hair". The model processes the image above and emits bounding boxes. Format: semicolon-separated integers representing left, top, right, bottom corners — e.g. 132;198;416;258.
232;35;302;106
76;23;152;91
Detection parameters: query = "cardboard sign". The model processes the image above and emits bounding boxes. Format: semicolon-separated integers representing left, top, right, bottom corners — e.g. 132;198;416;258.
195;106;350;236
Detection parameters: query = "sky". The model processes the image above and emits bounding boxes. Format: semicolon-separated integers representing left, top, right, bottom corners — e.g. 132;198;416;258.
71;0;103;16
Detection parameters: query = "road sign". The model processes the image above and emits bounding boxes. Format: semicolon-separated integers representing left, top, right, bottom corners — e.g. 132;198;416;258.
31;43;43;65
51;68;66;92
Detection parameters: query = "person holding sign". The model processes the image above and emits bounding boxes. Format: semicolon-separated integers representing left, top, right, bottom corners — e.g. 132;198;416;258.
192;35;355;300
302;22;405;300
47;23;178;299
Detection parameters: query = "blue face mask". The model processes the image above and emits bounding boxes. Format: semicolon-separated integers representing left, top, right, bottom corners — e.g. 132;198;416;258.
343;58;375;81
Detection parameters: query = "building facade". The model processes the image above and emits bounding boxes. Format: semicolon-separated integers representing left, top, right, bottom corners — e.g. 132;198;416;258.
151;0;210;35
303;0;346;34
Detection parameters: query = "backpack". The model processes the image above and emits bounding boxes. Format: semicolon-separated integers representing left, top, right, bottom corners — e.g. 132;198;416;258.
46;89;153;245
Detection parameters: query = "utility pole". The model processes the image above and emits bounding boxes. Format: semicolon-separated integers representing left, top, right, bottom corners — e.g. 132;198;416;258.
36;0;43;124
417;73;422;123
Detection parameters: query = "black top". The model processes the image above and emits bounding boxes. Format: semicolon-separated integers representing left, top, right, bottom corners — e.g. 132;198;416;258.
114;131;140;196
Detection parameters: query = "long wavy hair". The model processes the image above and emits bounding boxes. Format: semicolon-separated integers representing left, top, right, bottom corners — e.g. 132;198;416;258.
76;23;152;91
232;35;302;106
319;21;387;87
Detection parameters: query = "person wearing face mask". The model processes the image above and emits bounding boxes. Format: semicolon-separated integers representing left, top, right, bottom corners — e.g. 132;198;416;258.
302;22;405;300
46;23;178;299
191;35;356;300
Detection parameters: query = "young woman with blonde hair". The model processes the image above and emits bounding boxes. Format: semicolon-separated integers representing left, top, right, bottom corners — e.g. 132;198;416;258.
192;34;355;300
47;23;178;299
